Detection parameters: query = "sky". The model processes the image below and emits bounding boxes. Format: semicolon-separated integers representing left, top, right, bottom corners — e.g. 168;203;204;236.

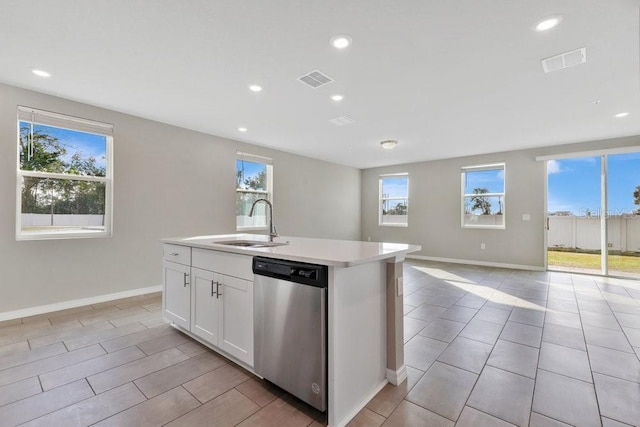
464;169;504;194
21;122;107;170
548;153;640;215
381;176;408;199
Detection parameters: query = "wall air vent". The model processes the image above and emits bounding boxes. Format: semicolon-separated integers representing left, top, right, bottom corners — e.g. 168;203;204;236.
541;48;587;73
329;116;355;126
298;70;334;88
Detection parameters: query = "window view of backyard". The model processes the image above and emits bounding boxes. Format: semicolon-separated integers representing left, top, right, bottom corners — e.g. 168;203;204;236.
17;110;112;239
462;164;505;228
379;174;408;226
547;153;640;277
236;158;271;229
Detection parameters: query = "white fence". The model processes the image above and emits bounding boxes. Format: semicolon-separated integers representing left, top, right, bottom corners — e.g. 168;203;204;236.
463;214;504;227
21;214;105;227
548;215;640;252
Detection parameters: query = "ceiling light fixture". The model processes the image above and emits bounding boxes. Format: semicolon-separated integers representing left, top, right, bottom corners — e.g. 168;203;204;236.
32;69;51;77
331;94;344;101
238;127;248;132
534;15;563;32
380;140;398;150
614;112;629;118
330;35;352;49
248;84;262;92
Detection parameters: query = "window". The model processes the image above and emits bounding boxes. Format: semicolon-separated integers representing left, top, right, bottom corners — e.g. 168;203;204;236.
379;174;409;226
462;163;505;229
16;106;113;240
236;152;273;230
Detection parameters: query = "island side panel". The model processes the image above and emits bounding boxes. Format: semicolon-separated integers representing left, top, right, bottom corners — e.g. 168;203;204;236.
328;261;387;427
386;259;407;385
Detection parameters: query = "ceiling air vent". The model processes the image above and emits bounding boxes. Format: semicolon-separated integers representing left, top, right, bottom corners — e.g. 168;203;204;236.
298;70;334;88
329;116;355;126
541;48;586;73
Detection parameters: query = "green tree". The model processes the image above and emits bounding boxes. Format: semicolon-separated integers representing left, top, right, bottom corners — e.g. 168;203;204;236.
19;127;68;214
243;170;266;191
470;188;492;215
633;185;640;213
19;126;105;217
388;202;407;215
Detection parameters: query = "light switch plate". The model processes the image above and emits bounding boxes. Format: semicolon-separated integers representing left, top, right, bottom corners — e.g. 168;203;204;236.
522;213;531;221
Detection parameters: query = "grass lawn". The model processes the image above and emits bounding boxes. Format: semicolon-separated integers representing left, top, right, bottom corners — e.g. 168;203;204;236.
548;251;640;274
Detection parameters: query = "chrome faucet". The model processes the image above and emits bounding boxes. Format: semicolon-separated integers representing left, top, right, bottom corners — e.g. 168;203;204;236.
249;198;278;242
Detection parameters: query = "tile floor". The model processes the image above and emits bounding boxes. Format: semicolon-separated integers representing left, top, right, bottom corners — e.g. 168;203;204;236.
0;260;638;426
364;260;640;427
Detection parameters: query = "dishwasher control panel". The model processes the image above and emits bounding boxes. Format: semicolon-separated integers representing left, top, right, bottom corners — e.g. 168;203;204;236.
253;257;328;288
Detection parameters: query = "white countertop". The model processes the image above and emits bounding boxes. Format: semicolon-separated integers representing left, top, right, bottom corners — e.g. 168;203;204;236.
162;234;421;267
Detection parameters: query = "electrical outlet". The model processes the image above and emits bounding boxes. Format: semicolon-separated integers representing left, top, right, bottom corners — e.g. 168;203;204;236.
367;236;371;242
397;277;403;296
480;243;486;250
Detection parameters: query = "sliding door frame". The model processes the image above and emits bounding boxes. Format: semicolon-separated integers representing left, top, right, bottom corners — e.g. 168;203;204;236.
538;146;640;275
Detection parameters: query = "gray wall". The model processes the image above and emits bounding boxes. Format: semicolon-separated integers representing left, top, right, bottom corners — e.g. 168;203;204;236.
0;83;361;313
361;136;640;269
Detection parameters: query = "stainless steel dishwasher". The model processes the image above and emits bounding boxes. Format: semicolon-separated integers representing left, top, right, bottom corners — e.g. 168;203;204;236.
252;256;328;412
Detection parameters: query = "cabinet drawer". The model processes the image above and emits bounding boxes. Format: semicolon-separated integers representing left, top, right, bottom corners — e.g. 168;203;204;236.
163;244;191;265
192;248;253;281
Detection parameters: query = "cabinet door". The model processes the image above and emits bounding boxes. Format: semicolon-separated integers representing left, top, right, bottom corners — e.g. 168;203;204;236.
218;273;254;366
163;261;190;329
191;267;220;345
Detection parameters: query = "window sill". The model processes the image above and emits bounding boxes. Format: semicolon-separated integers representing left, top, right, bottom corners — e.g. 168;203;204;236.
17;229;112;241
379;223;409;228
462;225;506;230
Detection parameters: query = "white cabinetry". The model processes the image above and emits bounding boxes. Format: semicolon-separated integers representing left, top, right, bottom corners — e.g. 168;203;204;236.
217;272;253;364
162;244;191;330
163;244;254;367
190;267;219;344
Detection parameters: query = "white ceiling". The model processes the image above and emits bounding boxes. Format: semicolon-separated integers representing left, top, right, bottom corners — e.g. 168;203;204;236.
1;0;639;169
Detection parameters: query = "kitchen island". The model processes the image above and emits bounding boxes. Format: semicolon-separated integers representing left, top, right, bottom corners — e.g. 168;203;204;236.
161;234;420;427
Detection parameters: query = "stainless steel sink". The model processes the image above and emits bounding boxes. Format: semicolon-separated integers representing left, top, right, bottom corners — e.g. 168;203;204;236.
213;239;289;248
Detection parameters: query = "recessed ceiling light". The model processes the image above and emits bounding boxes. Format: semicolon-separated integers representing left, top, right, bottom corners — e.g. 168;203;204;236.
32;69;51;77
380;140;398;150
534;15;563;32
330;35;352;49
331;94;344;101
614;112;629;118
238;127;248;132
248;84;262;92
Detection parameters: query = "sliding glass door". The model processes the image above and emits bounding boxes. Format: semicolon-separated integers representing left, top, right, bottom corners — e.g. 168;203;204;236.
546;152;640;278
607;153;640;278
547;156;602;274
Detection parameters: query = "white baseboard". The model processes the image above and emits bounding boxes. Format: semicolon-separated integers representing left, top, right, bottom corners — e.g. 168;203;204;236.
407;255;544;271
0;285;162;322
335;379;388;427
386;365;408;386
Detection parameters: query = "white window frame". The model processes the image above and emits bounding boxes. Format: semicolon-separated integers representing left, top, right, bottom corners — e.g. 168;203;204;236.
461;163;505;230
379;173;409;227
236;152;273;231
16;106;114;240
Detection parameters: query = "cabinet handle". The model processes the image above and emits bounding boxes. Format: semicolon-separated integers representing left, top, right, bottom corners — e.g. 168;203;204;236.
216;281;222;299
169;252;179;256
211;280;216;297
183;272;189;287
